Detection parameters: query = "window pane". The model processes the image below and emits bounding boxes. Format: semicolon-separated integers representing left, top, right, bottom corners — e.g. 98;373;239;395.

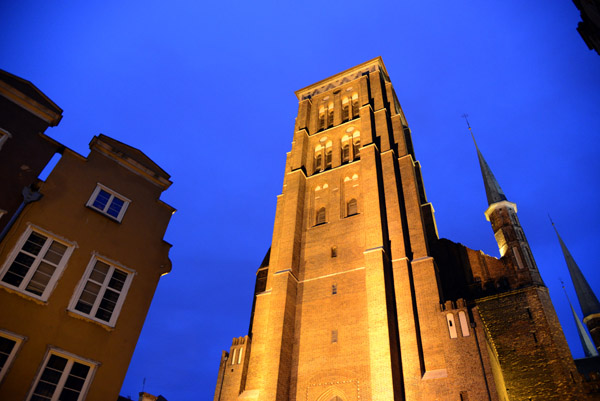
47;355;68;370
22;232;47;256
106;197;124;218
59;388;80;401
0;337;16;370
89;262;110;284
108;270;127;291
43;241;67;265
40;366;63;384
75;282;101;314
32;380;58;398
63;374;86;392
2;252;35;287
92;190;111;211
69;362;90;379
96;289;119;321
25;262;56;296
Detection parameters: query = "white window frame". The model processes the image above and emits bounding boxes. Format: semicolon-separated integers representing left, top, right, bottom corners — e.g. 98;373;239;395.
0;225;75;301
68;255;134;327
86;183;130;222
0;329;25;384
0;128;12;151
27;348;97;401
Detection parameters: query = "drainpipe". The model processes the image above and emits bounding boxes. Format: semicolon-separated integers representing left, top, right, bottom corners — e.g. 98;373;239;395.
0;184;42;243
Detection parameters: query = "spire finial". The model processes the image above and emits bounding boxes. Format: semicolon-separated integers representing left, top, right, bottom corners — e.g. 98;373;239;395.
462;113;478;146
463;115;507;206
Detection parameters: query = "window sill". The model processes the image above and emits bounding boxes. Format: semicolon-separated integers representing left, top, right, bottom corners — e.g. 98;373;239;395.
66;310;115;332
0;283;48;305
85;205;123;223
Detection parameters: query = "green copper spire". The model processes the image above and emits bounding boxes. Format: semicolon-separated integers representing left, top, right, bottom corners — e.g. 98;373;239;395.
563;282;598;357
552;220;600;318
463;115;508;206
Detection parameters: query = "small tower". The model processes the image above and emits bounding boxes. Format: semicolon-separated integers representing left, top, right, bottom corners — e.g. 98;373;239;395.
553;222;600;352
468;120;543;287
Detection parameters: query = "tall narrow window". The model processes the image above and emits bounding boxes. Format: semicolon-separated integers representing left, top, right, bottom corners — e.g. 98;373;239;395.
69;257;134;327
458;311;470;337
0;227;73;300
331;330;338;343
316;207;326;225
446;313;458;339
341;97;349;121
332;284;337;295
318;106;326;131
347;199;358;216
315;154;323;173
327;102;334;127
325;141;332;169
352;133;361;160
314;144;323;173
231;348;237;365
351;93;359;117
342;144;350;163
0;330;24;383
331;246;337;258
28;350;96;401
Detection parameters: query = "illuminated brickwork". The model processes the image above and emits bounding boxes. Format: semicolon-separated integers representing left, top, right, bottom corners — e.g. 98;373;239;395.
213;58;593;400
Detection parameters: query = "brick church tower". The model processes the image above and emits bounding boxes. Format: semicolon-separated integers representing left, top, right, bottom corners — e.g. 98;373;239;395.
213;58;590;400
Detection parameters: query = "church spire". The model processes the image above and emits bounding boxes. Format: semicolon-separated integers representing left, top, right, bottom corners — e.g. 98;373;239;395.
562;281;598;357
551;220;600;319
463;115;507;205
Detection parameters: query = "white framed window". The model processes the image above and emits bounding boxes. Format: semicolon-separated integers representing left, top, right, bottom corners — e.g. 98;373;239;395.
68;256;134;327
86;184;130;222
0;329;25;384
0;128;12;151
0;226;74;301
27;349;96;401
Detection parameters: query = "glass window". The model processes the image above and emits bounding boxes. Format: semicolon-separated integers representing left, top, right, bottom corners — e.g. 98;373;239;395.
0;228;73;300
28;351;95;401
86;184;130;222
69;258;133;327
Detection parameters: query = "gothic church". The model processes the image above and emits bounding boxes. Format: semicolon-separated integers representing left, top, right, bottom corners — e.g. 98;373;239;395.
213;58;599;401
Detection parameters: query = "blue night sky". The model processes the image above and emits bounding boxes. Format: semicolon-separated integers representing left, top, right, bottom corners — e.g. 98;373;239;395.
2;1;599;399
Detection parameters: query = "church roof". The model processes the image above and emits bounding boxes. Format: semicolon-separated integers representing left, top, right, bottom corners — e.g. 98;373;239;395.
471;133;508;206
554;223;600;318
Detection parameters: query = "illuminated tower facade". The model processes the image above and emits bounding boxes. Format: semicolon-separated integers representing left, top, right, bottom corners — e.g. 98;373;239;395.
214;58;588;401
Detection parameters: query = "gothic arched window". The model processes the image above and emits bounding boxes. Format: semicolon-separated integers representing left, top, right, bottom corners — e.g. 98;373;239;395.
314;144;323;173
318;105;326;131
327;102;334;127
352;132;360;160
347;199;358;216
351;93;359;118
316;207;326;225
341;135;350;163
341;97;349;121
325;141;332;169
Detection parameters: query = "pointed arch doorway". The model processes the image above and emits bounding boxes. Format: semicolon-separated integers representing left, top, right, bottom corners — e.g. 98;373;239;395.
316;386;347;401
